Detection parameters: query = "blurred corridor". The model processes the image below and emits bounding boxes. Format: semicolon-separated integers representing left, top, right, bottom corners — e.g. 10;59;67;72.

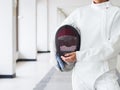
0;0;120;90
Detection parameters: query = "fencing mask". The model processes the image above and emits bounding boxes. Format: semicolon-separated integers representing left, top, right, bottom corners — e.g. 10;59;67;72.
55;25;81;72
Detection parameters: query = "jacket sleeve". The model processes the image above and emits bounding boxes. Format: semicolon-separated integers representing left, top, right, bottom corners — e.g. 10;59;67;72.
76;9;120;62
50;9;79;68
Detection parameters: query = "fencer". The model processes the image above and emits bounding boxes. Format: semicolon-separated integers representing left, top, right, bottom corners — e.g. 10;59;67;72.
50;0;120;90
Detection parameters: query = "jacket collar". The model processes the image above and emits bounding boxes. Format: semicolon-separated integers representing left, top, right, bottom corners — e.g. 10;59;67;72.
91;1;112;10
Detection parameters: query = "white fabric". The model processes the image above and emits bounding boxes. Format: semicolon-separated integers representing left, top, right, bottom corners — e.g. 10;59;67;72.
50;1;120;90
72;70;120;90
94;70;120;90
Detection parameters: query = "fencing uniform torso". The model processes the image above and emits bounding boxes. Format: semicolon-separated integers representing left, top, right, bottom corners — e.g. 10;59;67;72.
50;1;120;90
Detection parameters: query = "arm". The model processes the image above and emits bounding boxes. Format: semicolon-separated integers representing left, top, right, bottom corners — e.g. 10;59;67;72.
76;9;120;62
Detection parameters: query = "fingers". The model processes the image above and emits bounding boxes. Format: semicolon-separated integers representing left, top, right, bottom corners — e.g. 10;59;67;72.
61;56;70;61
64;52;75;57
61;52;76;63
61;56;70;63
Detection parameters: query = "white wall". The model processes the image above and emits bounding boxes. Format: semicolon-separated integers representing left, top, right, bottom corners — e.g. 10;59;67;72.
18;0;37;59
37;0;48;51
57;8;67;26
0;0;16;75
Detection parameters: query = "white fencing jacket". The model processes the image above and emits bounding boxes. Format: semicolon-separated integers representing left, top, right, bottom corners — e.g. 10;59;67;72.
50;1;120;89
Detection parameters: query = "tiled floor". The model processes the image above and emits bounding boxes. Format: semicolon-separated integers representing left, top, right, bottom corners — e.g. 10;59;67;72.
0;53;53;90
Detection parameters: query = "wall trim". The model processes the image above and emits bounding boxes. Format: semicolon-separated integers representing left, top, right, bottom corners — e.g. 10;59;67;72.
0;73;16;78
37;51;50;53
17;59;37;62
